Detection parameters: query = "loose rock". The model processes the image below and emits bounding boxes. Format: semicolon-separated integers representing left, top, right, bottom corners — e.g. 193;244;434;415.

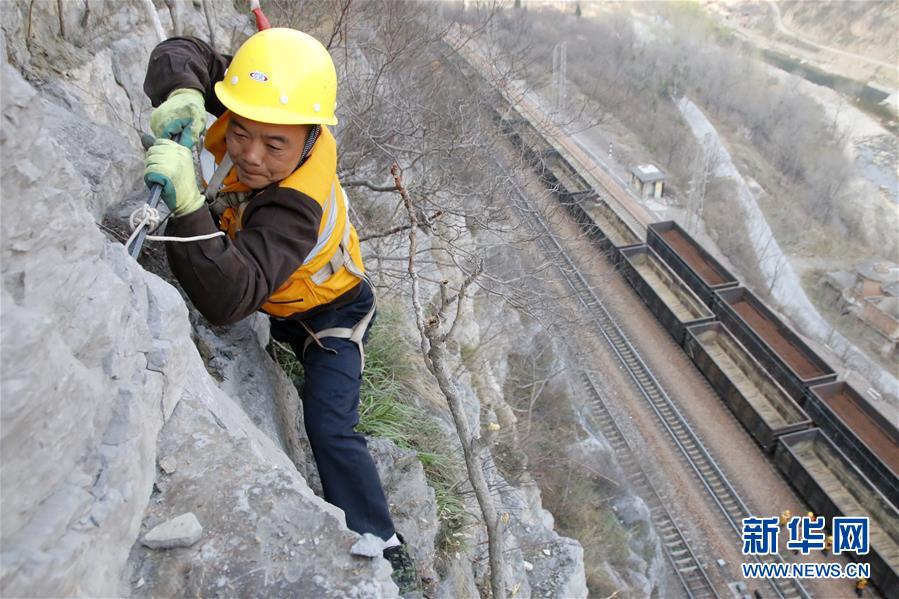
142;513;203;549
158;456;177;475
350;533;385;558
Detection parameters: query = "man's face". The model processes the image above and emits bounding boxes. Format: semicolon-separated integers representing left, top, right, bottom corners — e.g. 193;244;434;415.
225;114;309;189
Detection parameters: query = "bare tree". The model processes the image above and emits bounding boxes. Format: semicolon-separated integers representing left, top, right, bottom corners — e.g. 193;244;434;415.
685;133;719;234
392;164;507;599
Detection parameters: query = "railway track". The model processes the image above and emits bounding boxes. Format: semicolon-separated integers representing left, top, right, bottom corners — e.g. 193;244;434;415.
502;165;811;599
576;369;720;599
440;31;813;597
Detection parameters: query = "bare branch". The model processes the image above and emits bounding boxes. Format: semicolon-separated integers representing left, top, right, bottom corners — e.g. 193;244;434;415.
392;162;430;365
56;0;66;39
342;179;400;193
202;0;216;51
326;0;353;50
440;260;483;344
359;210;444;242
139;0;166;43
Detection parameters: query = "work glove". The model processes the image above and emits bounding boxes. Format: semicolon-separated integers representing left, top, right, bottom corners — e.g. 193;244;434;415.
150;88;207;149
144;139;205;217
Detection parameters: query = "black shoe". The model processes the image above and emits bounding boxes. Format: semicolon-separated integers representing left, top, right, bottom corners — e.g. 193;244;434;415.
383;538;421;596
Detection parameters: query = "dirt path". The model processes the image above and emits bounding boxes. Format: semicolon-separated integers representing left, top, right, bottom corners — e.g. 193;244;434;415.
706;0;898;91
766;0;896;71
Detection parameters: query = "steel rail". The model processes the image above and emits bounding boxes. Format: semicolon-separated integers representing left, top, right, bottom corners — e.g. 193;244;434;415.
507;178;718;598
576;367;721;599
500;155;809;599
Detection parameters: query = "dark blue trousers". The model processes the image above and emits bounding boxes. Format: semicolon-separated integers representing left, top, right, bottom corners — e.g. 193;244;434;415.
271;282;396;540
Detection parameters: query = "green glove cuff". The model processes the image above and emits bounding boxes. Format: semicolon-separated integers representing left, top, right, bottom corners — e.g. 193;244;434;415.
143;139;205;217
167;88;203;101
173;190;205;217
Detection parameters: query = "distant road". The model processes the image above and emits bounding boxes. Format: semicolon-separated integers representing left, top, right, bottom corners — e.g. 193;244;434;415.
766;0;896;71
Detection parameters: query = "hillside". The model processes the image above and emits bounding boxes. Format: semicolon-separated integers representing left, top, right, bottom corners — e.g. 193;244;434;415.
708;0;899;93
778;0;898;66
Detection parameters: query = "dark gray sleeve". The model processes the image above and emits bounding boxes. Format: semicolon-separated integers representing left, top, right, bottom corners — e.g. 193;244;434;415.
164;187;323;325
143;36;232;116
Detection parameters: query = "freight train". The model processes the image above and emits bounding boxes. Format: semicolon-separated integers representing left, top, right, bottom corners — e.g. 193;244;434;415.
497;113;899;596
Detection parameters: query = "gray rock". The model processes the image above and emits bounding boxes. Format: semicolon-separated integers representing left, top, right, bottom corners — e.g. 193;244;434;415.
192;316;314;481
0;61;190;598
158;456;177;475
141;512;203;549
351;533;386;558
369;437;439;580
125;379;398;598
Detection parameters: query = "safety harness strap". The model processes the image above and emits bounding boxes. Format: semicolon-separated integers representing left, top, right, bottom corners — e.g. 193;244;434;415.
205;153;234;203
300;280;377;372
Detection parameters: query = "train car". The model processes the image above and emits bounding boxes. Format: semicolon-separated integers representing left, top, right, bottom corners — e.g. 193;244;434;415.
646;221;740;307
712;287;837;404
544;152;594;202
805;381;899;509
500;118;598;215
776;429;899;597
685;322;811;452
619;246;716;346
498;116;550;169
579;198;643;264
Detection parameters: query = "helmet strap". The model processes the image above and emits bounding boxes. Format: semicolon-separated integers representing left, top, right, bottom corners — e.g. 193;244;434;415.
297;125;321;169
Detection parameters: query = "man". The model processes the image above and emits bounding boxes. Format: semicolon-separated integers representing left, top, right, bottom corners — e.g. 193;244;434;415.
142;28;417;591
779;509;791;527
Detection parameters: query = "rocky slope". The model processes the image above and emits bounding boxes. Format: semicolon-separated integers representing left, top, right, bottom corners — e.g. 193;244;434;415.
1;1;601;597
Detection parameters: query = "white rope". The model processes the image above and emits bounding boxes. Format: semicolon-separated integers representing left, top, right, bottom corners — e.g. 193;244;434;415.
126;204;225;251
147;231;226;242
129;204;162;231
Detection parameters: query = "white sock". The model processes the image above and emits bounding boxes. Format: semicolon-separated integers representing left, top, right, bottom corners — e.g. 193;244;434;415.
383;533;401;549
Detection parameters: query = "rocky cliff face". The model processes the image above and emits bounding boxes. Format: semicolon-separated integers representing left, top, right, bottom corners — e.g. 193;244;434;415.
1;1;597;597
1;1;395;595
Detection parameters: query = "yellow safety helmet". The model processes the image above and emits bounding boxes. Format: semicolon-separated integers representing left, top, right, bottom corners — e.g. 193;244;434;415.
214;28;337;126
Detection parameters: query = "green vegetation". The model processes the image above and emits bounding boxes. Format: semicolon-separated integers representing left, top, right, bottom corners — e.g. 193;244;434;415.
270;300;470;553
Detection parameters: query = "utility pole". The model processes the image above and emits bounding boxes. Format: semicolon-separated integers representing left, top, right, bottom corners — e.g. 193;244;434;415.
686;133;714;233
552;41;567;114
